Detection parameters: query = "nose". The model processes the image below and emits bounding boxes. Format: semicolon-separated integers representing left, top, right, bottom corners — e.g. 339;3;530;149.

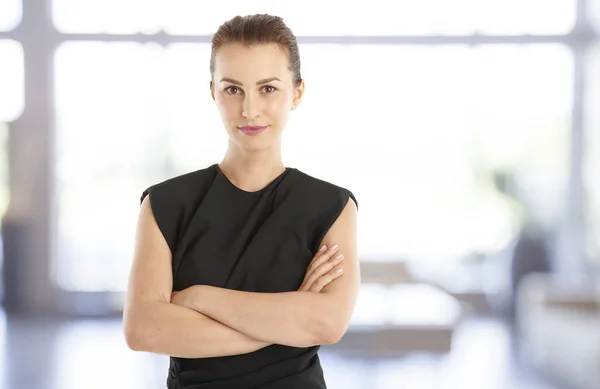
241;94;260;120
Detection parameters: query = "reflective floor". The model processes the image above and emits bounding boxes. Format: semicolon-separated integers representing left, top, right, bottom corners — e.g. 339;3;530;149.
0;310;563;389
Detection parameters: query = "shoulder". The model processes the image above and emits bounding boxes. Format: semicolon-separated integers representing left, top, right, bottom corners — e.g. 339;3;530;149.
138;165;218;254
287;169;357;252
290;168;358;211
140;164;217;205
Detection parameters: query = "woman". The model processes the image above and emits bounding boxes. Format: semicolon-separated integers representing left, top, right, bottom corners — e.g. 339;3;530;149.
123;14;359;389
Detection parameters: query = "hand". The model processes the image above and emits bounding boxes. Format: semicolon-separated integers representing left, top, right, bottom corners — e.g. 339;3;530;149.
298;244;345;293
170;285;200;310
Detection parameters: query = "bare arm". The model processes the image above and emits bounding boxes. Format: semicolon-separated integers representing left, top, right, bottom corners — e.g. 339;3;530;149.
122;195;269;358
183;198;360;347
188;287;337;347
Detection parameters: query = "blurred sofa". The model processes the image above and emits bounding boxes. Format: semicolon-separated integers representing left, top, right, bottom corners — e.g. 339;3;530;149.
516;272;600;389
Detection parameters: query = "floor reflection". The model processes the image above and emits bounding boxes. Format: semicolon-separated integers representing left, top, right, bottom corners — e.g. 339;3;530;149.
0;311;561;389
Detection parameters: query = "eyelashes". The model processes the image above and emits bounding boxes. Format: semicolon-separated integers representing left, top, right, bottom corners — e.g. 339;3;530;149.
224;85;278;95
224;86;241;95
262;85;277;94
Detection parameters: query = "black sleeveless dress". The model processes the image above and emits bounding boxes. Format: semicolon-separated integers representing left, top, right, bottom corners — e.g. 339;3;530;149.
140;163;357;389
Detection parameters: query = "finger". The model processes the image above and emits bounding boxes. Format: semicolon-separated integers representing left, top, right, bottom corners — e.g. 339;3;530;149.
308;245;327;265
302;246;328;284
314;244;327;259
310;268;344;292
302;259;335;290
305;245;329;272
313;253;344;281
299;246;341;291
302;254;343;291
299;262;344;292
303;253;344;290
304;245;340;281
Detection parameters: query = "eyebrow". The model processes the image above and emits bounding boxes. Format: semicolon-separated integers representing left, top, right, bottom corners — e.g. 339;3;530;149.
220;77;281;86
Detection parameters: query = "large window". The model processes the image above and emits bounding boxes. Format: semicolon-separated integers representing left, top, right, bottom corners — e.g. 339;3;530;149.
53;41;572;291
0;39;22;225
0;40;24;122
45;1;583;293
585;43;600;269
53;42;225;290
0;0;21;32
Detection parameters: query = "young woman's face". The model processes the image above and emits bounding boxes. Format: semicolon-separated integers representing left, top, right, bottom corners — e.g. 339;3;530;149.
211;43;304;152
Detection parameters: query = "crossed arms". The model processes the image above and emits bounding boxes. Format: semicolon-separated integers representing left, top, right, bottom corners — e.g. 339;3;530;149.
122;195;359;358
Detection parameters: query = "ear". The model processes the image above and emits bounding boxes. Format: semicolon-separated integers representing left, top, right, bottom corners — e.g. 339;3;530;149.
292;79;305;109
210;81;215;101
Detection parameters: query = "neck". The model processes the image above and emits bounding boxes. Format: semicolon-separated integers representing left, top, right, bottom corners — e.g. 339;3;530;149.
219;143;286;191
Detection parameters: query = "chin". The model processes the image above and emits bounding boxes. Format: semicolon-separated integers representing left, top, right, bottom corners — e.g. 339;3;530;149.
230;128;281;149
230;133;276;152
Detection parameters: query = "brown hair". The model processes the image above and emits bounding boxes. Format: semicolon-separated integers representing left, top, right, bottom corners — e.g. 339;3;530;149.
210;14;302;87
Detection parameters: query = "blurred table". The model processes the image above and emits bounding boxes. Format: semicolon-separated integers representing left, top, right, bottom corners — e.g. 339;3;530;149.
329;283;462;354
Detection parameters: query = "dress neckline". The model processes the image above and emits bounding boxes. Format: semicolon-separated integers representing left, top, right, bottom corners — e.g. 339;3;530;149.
214;164;292;194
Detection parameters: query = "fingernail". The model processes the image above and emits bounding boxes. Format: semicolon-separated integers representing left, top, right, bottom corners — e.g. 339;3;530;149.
336;269;344;274
335;254;344;260
330;244;339;250
319;245;327;252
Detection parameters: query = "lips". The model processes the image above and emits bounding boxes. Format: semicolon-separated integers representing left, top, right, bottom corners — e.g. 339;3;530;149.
239;126;268;136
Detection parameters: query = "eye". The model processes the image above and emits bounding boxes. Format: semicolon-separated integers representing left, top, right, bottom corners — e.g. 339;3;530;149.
225;86;242;95
261;85;277;94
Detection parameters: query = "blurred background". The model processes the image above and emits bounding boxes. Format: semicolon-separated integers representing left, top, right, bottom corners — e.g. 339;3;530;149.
1;0;600;388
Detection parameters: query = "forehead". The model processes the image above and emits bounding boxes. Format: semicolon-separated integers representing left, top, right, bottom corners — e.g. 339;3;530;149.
214;43;291;81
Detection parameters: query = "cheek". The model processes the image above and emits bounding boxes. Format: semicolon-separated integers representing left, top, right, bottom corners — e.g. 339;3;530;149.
216;97;240;119
264;96;291;117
